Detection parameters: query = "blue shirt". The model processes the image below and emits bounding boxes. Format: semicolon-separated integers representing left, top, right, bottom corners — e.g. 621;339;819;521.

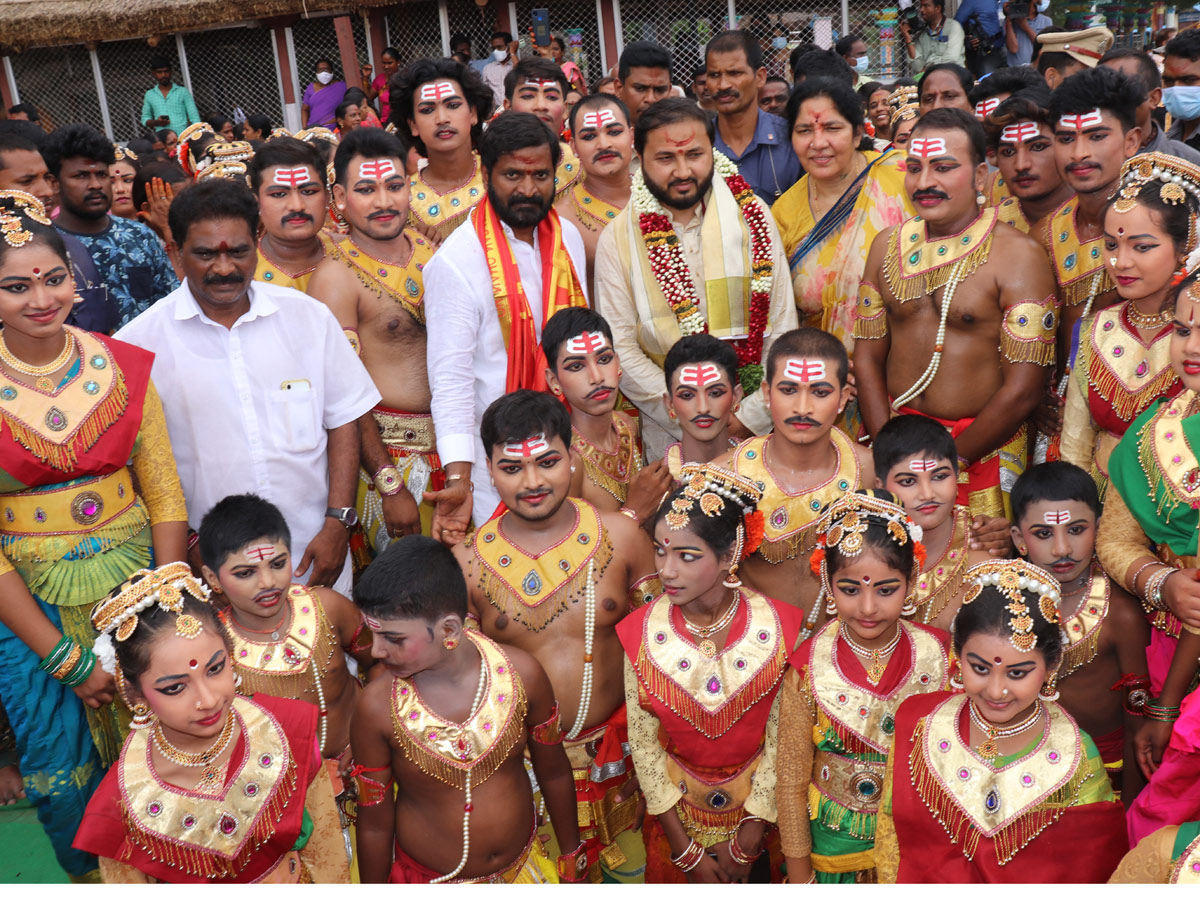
1006;13;1052;66
955;0;1003;38
140;82;200;136
711;109;802;206
56;217;179;328
59;231;119;334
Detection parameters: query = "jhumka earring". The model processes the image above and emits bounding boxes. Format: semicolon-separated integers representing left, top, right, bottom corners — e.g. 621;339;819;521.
900;597;917;617
825;594;838;616
1039;671;1060;701
130;702;154;731
722;524;746;589
949;672;964;691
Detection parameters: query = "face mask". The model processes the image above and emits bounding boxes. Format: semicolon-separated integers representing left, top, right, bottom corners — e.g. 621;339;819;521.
1037;0;1050;10
772;36;787;50
854;55;870;73
1164;85;1200;122
316;71;334;85
493;48;508;63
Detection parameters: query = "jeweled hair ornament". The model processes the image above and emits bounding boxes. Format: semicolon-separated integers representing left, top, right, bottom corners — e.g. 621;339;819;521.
113;145;138;163
1111;152;1200;225
889;85;919;127
295;126;339;146
961;559;1061;653
0;190;52;248
667;462;763;531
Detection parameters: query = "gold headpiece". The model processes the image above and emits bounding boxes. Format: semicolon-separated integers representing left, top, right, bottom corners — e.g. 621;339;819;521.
91;561;212;643
113;144;138;163
177;122;215;145
1112;152;1200;217
666;463;763;531
197;161;250;182
889;85;919;127
295;126;339;146
962;559;1061;653
268;127;293;140
0;190;51;248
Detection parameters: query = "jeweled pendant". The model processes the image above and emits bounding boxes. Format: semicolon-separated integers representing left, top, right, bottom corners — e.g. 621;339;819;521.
698;638;717;659
977;735;999;761
35;376;53;392
866;655;885;684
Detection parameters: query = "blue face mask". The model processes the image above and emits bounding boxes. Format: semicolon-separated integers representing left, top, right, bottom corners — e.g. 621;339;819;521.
1038;0;1050;10
772;36;787;50
1164;86;1200;122
854;55;870;73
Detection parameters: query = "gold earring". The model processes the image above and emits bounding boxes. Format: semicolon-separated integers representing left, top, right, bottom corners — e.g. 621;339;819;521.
130;703;154;731
667;408;677;420
443;636;458;650
551;385;562;396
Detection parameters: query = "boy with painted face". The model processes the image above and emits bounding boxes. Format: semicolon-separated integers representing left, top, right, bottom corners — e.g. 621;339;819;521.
198;494;376;762
452;390;659;880
1010;462;1150;800
543;307;672;523
983;93;1072;234
662;333;744;477
716;327;873;638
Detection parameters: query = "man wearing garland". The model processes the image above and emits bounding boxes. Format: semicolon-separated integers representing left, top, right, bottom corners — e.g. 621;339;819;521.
855;108;1057;520
454;391;660;880
249;137;339;293
502;57;582;199
391;58;493;244
306;129;440;564
425;113;588;539
554;94;634;297
983;93;1072;235
595;98;798;460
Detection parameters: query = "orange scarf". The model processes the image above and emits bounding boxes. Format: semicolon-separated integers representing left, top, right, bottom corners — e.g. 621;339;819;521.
472;194;587;392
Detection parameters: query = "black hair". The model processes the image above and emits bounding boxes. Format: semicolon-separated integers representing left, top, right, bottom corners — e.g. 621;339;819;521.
859;80;885;103
7;103;38;122
206;114;234;134
40;122;115;176
910;107;986;167
541;307;614;372
149;54;172;71
344;87;369;106
952;576;1064;671
567;93;631;134
198;493;292;572
450;33;471;52
132;159;187;210
786;77;864;135
504;56;570;101
969;66;1048;106
983;93;1053;150
332;127;407;185
765;326;849;386
314;57;336;73
125;138;154;157
791;49;855;86
592;75;618;94
1010;461;1103;526
0;194;67;270
663;333;740;391
823;489;915;580
618;41;673;80
918;63;974;101
1036;50;1077;77
156;128;176;144
634;97;713;156
835;33;865;58
788;43;819;78
1048;65;1145;132
766;75;792;91
389;57;493;156
355;536;468;624
381;46;401;62
1106;166;1198;261
653;475;753;558
492;31;514;45
479;111;561;174
705;30;763;71
480;389;572;457
116;590;229;689
927;0;947;9
873;414;959;477
167;178;259;248
335;100;360;123
0;127;41;163
246;135;325;191
1165;27;1200;62
1099;47;1163;91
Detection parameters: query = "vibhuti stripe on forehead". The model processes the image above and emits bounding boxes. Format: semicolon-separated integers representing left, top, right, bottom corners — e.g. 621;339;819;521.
419;81;456;101
1043;510;1072;524
1058;109;1103;131
502;434;551;457
359;158;398;180
272;166;312;187
564;331;608;355
908;136;947;157
580;109;617;130
1000;121;1040;144
245;544;277;561
909;458;938;471
782;358;826;382
975;97;1000;119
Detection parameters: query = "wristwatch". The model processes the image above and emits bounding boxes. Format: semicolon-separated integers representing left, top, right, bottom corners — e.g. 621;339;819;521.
326;506;359;528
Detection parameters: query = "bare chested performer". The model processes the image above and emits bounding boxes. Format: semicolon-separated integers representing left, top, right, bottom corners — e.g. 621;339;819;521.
454;390;659;880
855;107;1058;521
307;128;439;566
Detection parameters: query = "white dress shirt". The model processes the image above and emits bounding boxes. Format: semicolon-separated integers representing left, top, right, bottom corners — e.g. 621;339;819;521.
424;213;588;524
116;280;380;593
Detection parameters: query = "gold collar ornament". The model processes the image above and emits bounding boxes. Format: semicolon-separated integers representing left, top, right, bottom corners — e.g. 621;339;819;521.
961;559;1061;653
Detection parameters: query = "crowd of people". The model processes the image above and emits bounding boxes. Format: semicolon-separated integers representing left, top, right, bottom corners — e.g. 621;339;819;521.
1;14;1200;886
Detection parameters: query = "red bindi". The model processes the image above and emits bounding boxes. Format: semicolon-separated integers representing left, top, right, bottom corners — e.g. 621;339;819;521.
31;267;39;274
189;659;199;669
663;537;670;546
217;241;229;252
993;656;1003;663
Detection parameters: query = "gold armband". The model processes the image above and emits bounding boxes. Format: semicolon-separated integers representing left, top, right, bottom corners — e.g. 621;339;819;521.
629;574;662;609
853;282;888;340
1000;299;1056;366
343;328;361;356
347;764;393;807
530;702;564;745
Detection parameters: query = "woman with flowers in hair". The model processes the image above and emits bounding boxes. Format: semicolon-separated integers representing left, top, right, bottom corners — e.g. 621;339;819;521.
875;558;1128;882
617;462;803;883
74;563;349;883
777;489;952;883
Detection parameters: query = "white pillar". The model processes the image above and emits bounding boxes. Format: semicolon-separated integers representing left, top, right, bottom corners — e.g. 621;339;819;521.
175;32;193;94
364;11;376;69
270;28;288;129
3;57;19;104
438;0;451;57
284;26;302;131
841;0;850;36
596;0;608;74
612;0;624;56
728;0;737;31
509;2;519;42
89;47;114;140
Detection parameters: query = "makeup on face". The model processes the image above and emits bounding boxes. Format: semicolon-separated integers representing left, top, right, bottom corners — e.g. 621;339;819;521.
272;166;312;188
502;434;551;457
1042;510;1072;525
909;458;938;471
1058;109;1103;131
580;109;617;130
908;136;947;157
244;543;277;562
564;331;608;355
782;358;826;382
677;363;722;387
358;158;398;181
419;82;456;102
974;97;1000;120
364;613;382;631
1000;121;1040;144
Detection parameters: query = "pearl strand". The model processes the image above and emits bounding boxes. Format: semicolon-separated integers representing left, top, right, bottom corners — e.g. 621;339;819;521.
566;560;596;741
431;646;489;884
312;661;328;753
891;258;968;411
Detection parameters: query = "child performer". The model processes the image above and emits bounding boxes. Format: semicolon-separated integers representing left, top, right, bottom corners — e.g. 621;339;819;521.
778;489;952;883
74;563;349;883
662;335;745;477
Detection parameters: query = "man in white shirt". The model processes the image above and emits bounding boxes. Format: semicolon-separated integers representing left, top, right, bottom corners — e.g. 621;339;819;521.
116;179;380;594
425;112;589;539
481;30;517;111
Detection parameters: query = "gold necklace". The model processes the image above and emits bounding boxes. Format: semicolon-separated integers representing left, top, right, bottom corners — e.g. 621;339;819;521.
839;621;903;684
0;329;76;392
570;182;621;232
968;698;1042;762
152;711;236;793
1126;302;1172;331
682;591;740;659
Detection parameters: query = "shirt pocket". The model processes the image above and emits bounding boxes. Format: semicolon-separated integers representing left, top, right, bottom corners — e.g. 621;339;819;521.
268;381;321;452
126;265;155;302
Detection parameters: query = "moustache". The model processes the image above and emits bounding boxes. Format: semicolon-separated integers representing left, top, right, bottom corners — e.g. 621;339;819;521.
784;415;821;427
690;414;717;424
912;188;950;201
282;212;314;225
669;178;697;191
715;90;738;101
367;209;402;221
1051;556;1081;568
585;384;616;398
592;149;619;163
515;486;551;501
84;191;107;201
203;272;246;286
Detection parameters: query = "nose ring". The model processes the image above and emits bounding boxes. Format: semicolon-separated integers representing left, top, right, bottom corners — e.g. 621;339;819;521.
1001;688;1009;697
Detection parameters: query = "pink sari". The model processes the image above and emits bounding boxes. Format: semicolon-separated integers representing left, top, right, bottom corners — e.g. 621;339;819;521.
1128;686;1200;845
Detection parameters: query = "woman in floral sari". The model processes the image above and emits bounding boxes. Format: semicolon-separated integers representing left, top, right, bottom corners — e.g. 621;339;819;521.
772;78;913;353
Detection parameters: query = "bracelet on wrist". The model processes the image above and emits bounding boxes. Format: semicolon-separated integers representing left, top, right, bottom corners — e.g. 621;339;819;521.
1144;698;1182;722
1128;561;1157;596
556;840;589;882
728;830;761;866
671;839;705;872
1146;566;1174;613
38;635;74;673
616;506;639;522
373;464;405;497
60;649;97;687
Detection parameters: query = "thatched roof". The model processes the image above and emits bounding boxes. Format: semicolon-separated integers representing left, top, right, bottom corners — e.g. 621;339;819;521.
0;0;396;53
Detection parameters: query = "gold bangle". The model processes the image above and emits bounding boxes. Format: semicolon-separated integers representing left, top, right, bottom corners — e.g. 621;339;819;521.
51;643;83;681
373;465;405;496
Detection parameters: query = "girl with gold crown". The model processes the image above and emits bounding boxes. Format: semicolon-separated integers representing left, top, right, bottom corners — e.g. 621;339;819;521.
1060;152;1200;500
73;563;349;883
777;489;952;883
0;191;187;878
616;463;804;883
875;558;1128;882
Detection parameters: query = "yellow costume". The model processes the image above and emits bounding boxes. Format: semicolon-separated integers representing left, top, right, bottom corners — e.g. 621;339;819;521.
408;153;484;241
254;232;340;293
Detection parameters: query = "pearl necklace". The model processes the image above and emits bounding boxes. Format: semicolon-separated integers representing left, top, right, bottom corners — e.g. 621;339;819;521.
566;559;595;740
431;648;490;884
0;329;77;392
682;590;740;659
152;710;236;793
892;258;968;410
799;593;822;643
839;621;903;685
968;698;1043;762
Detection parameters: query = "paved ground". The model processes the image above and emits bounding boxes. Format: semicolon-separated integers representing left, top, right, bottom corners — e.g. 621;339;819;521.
0;800;68;883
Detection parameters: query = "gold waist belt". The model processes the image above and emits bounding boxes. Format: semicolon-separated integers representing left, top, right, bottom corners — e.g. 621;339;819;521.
812;750;886;814
373;408;435;453
666;750;762;840
1;468;134;536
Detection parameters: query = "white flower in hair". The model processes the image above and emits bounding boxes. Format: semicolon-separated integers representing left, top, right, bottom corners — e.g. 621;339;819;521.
94;632;117;676
908;521;924;543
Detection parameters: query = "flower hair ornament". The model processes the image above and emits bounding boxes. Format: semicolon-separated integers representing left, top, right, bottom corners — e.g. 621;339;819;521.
810;490;926;614
961;559;1061;653
0;190;52;248
889;85;919;127
667;463;764;588
1111;153;1200;285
